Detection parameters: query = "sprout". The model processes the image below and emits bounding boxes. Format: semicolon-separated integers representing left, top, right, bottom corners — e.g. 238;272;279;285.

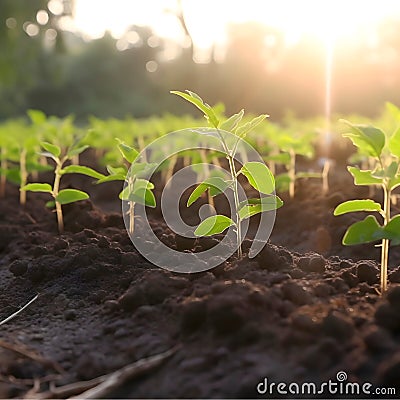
334;115;400;294
97;139;156;235
21;140;104;233
172;90;283;258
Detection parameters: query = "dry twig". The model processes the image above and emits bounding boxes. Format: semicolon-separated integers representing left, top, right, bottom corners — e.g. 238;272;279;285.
0;294;39;327
0;339;65;374
24;346;178;399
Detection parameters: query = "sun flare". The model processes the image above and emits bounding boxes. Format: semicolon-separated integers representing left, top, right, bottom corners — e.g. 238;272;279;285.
72;0;400;45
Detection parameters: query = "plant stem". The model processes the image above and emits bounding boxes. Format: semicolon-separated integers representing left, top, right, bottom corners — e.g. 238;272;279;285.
368;157;376;198
165;154;177;187
380;183;391;293
322;158;330;194
183;154;190;168
215;130;242;258
199;148;209;181
53;162;64;234
71;154;79;165
19;148;27;205
217;133;242;258
289;148;296;199
138;136;147;163
129;201;135;235
128;177;135;235
227;155;242;258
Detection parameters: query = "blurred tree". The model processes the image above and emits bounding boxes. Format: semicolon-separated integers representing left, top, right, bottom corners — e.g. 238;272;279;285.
58;27;164;119
0;0;71;118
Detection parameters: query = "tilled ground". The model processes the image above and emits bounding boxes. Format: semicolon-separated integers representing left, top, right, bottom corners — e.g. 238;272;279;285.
1;160;400;399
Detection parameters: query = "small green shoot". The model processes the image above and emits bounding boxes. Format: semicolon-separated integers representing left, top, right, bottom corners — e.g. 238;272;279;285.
334;117;400;293
21;140;103;233
172;90;283;258
97;139;156;235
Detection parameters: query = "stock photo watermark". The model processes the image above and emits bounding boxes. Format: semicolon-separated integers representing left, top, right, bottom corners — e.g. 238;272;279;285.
256;371;396;397
122;128;279;273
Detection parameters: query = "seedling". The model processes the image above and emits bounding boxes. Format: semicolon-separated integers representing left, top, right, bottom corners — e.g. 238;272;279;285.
263;125;321;198
21;140;104;233
97;139;156;235
334;119;400;293
172;90;283;258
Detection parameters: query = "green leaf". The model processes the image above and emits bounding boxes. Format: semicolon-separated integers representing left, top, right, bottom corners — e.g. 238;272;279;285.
41;142;61;158
61;165;105;179
240;161;275;194
265;153;291;165
334;199;383;216
187;177;230;206
97;174;126;183
171;90;219;128
133;179;155;190
348;166;382;186
239;196;283;220
116;140;139;163
275;173;291;192
21;183;52;193
342;215;384;245
106;165;127;175
130;163;150;176
386;161;399;179
6;169;21;185
56;189;89;205
27;109;46;125
341;120;385;159
389;126;400;158
45;200;55;209
389;176;400;191
119;186;156;207
386;102;400;120
236;114;268;138
38;151;57;162
26;162;52;173
384;215;400;246
194;215;235;236
67;145;89;158
220;110;244;132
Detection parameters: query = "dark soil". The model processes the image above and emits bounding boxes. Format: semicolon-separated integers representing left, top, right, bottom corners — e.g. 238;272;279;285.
1;156;400;399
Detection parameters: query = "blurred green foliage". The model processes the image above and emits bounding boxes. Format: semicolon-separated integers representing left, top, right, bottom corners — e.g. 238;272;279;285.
1;1;400;121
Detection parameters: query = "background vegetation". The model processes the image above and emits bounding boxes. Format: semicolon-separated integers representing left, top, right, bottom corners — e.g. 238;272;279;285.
1;0;400;121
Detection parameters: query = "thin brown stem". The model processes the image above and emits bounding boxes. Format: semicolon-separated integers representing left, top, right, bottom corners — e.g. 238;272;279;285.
127;176;136;235
20;148;28;205
129;201;135;235
380;183;391;293
215;130;242;258
322;158;330;194
53;162;64;234
227;155;242;258
165;154;177;187
137;136;147;163
199;149;209;181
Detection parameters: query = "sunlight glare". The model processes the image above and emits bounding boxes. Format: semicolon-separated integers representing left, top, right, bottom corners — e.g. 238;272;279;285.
72;0;400;49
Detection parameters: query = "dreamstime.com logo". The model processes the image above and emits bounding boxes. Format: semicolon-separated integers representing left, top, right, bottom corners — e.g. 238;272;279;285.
256;371;396;397
122;129;277;273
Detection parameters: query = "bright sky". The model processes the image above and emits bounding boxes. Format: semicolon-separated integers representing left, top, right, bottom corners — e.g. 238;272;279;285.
68;0;400;58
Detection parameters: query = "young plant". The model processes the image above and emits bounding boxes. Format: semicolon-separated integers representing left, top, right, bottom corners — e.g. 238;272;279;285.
265;127;321;198
97;139;156;235
334;119;400;293
172;90;283;258
0;119;51;204
21;140;104;233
